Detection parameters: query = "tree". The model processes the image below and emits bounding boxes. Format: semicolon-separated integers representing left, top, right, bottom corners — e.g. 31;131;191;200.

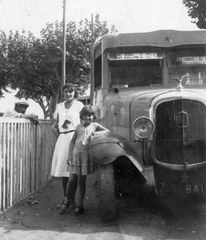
5;30;60;118
4;14;117;118
0;30;8;97
183;0;206;29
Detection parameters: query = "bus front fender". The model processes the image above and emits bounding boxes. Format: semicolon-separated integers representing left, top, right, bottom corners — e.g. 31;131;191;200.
90;132;144;171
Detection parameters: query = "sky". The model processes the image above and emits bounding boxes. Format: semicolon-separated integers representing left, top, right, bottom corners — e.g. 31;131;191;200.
0;0;198;36
0;0;199;117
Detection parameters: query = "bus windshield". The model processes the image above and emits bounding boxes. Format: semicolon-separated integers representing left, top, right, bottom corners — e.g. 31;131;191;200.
109;51;163;88
168;47;206;86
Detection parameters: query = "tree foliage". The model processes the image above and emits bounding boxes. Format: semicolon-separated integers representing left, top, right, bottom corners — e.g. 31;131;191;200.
2;14;117;118
0;30;8;97
0;52;8;97
183;0;206;29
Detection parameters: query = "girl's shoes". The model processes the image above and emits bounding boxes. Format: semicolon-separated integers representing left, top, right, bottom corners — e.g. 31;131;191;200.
59;198;70;215
74;206;84;214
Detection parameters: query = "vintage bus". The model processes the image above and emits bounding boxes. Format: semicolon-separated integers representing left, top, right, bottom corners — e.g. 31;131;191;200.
89;30;206;221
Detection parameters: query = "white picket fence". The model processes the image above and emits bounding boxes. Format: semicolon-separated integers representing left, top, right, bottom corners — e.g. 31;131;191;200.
0;118;56;213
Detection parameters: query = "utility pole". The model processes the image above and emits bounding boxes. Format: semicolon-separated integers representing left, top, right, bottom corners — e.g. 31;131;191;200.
62;0;66;98
90;14;94;105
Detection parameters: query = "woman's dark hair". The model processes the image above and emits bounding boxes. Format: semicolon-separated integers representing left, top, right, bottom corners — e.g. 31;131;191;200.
63;83;79;98
79;105;97;120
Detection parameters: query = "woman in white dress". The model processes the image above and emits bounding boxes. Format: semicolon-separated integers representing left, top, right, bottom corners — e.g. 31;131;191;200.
50;83;84;205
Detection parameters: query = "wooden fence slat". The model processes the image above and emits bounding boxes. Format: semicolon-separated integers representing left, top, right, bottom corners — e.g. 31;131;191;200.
2;123;6;211
0;122;3;212
10;122;14;207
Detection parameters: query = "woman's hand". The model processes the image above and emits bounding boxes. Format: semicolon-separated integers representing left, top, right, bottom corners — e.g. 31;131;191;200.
52;126;59;136
51;123;59;136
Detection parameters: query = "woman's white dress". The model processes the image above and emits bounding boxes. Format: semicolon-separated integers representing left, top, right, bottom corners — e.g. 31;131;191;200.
50;100;84;177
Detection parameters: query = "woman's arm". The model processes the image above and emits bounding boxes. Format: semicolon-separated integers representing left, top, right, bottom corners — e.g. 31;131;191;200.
51;121;59;136
51;112;59;135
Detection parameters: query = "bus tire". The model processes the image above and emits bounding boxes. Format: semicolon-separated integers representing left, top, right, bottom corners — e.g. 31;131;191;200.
96;163;117;222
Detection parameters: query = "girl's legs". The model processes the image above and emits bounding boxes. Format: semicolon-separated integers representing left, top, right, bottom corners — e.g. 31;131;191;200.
66;173;78;207
75;175;87;214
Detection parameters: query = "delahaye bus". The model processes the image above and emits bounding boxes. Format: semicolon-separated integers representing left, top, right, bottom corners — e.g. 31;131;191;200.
89;30;206;221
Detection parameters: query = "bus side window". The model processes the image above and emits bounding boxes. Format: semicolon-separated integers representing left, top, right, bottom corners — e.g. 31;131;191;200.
94;55;102;89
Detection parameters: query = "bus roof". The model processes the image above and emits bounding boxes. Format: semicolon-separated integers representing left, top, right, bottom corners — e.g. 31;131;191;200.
93;30;206;53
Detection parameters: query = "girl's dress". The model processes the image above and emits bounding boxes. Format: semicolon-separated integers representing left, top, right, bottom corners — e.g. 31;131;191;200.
67;122;100;175
50;100;84;177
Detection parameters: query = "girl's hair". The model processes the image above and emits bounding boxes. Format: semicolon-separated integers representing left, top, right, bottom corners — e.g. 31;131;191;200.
79;105;97;120
63;83;79;98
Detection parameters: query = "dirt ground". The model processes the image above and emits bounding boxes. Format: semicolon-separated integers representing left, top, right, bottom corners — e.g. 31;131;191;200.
0;175;125;240
1;174;206;240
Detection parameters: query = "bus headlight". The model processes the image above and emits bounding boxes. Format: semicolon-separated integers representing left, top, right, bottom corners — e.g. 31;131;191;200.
132;117;155;139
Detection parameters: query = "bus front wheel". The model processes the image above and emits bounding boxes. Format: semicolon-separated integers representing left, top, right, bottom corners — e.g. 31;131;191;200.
96;163;117;222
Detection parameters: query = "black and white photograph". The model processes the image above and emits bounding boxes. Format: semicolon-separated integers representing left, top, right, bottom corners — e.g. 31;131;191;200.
0;1;206;239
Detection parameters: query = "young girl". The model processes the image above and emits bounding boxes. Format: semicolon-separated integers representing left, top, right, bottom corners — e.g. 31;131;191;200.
59;105;110;214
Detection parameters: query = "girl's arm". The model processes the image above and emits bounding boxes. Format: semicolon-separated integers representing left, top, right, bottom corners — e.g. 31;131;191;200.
87;123;110;143
93;123;110;135
67;130;77;165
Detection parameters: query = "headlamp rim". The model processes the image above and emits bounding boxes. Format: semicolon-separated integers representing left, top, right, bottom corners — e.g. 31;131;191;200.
132;116;155;139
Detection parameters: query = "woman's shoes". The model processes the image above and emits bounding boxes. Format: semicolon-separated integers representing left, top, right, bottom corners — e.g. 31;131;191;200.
74;206;84;214
59;198;70;215
56;199;65;209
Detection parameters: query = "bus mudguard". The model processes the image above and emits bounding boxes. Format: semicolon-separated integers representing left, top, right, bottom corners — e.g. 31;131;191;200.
90;132;144;174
